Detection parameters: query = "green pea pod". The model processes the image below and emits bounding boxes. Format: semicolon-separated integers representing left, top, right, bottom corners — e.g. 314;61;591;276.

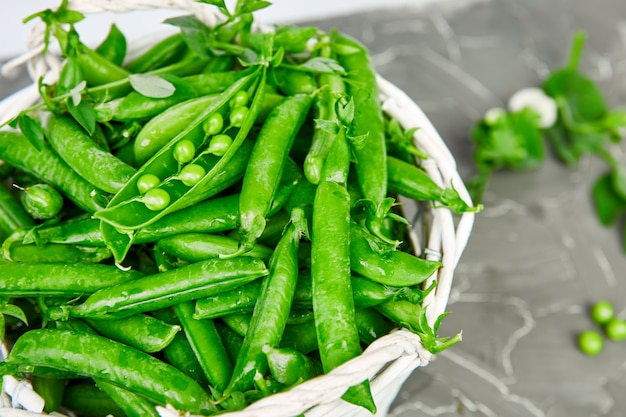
0;262;142;297
237;93;314;252
77;47;132;99
151;308;209;386
49;256;268;319
264;346;322;387
126;33;188;73
304;54;345;185
350;221;441;287
132;94;219;165
387;155;476;213
5;328;215;414
173;301;233;393
333;29;388;206
4;242;111;264
32;375;66;413
85;313;181;353
101;137;255;264
0;183;34;240
280;320;318;354
194;280;263;320
96;24;127;66
158;233;274;263
96;380;160;417
354;307;395;345
62;382;125;417
215;320;244;363
102;71;248;122
311;181;361;371
0;131;106;213
272;66;318;95
45;114;137;194
312;174;376;412
96;67;264;232
226;223;300;394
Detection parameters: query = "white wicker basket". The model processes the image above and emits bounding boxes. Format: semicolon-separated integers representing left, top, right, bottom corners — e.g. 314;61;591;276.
0;1;476;416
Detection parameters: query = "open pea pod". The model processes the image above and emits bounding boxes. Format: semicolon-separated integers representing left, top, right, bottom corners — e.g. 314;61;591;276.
95;66;267;262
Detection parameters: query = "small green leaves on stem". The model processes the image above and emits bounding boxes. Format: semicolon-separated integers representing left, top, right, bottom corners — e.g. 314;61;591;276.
0;298;28;341
411;308;462;354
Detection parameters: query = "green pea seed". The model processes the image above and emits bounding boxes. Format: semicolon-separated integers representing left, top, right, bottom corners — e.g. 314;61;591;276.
143;188;171;211
578;329;604;356
173;139;196;164
229;106;249;128
605;317;626;341
590;300;614;325
179;164;206;187
207;134;233;156
229;90;249;109
20;184;64;220
136;174;161;194
203;113;224;136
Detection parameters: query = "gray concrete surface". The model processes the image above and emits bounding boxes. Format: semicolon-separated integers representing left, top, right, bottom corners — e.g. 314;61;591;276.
2;1;626;416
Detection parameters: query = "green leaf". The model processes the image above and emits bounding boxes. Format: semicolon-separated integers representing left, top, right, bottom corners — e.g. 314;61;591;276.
197;0;228;9
335;95;355;128
129;74;176;98
17;114;45;151
299;57;346;75
1;303;28;326
164;15;215;59
236;0;272;14
612;165;626;200
592;172;626;226
67;99;96;135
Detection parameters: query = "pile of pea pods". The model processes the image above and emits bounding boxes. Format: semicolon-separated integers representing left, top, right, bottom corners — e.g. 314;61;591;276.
0;2;478;416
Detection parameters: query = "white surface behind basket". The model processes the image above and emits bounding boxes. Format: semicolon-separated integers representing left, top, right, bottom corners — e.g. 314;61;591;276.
0;1;475;416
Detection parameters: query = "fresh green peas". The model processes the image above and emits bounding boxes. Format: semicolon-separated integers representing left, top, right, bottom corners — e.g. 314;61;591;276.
229;106;249;128
207;134;233;156
230;90;250;108
143;188;170;211
136;174;161;194
203;112;224;136
178;164;206;187
20;184;64;220
173;139;196;164
590;300;614;325
578;329;604;355
605;318;626;341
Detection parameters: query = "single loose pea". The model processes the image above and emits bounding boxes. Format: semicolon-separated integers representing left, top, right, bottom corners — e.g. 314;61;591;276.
179;164;206;187
207;134;233;156
203;113;224;136
173;139;196;164
20;184;64;220
605;317;626;341
578;329;604;356
229;106;249;128
229;90;249;109
590;300;614;325
136;174;161;194
143;188;171;211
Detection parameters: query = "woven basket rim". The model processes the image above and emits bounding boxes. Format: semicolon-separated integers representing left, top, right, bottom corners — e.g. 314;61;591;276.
0;1;476;416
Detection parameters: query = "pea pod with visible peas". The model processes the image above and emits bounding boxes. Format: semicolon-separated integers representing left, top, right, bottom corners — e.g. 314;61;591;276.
96;67;264;231
3;328;215;414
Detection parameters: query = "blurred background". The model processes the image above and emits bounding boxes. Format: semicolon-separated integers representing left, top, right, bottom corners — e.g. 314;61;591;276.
4;0;626;416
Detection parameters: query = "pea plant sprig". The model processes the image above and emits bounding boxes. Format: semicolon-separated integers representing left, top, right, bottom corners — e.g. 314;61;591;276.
469;31;626;248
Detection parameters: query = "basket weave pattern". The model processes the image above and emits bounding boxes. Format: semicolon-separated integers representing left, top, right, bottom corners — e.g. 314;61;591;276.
0;1;475;416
